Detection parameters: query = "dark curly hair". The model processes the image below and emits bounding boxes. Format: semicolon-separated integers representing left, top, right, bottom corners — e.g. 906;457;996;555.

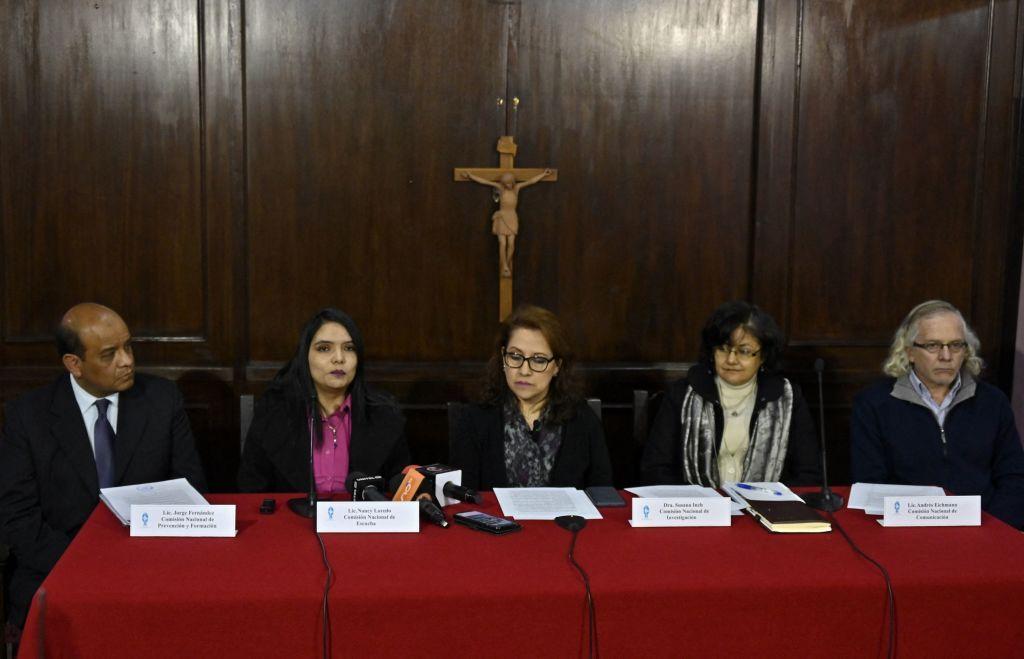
698;301;785;372
479;305;582;424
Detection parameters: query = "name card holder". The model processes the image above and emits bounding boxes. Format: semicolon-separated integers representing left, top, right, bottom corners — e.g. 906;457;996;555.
629;497;731;527
130;505;236;537
881;495;981;527
317;501;420;533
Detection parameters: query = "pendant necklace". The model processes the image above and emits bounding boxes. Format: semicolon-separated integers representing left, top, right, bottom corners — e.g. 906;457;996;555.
321;409;339;447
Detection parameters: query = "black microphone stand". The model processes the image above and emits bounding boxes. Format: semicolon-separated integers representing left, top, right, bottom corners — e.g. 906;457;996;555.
802;358;844;511
288;394;320;518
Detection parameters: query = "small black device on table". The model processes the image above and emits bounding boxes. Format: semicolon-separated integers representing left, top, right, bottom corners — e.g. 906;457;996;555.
453;510;521;535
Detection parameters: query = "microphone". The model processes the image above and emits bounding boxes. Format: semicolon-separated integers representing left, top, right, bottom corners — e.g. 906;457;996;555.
287;395;320;518
415;464;483;505
389;470;449;528
346;472;388;502
555;514;598;657
441;482;483;505
389;467;425;500
802;358;845;512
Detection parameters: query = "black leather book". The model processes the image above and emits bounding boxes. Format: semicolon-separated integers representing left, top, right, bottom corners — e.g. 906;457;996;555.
745;500;832;533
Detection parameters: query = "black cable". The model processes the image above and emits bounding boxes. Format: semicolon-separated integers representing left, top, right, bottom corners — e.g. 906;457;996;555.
827;510;896;659
566;529;599;659
315;531;334;659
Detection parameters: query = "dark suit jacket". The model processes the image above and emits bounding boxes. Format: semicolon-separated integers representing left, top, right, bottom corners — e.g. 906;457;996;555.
449;400;614;489
0;373;206;626
237;388;411;492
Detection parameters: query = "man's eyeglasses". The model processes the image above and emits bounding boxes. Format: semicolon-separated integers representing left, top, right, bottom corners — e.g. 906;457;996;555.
714;345;761;360
912;341;967;354
503;349;555;372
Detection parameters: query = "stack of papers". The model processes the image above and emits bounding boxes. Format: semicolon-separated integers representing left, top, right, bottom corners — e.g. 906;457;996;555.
493;488;602;520
100;478;208;526
848;483;945;515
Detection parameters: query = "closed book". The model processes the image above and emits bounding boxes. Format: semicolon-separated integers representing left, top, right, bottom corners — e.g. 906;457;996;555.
745;500;831;533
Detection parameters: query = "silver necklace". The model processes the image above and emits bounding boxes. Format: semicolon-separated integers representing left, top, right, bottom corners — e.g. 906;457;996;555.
322;416;339;447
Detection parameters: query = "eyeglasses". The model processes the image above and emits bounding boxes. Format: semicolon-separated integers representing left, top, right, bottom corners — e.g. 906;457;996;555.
502;349;555;372
714;345;761;360
912;341;967;354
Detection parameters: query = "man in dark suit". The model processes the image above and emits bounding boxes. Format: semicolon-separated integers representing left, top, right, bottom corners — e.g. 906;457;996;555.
0;303;206;632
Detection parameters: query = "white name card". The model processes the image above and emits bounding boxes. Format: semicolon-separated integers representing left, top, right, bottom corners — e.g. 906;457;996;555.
881;495;981;527
317;502;420;533
130;505;236;537
629;497;731;527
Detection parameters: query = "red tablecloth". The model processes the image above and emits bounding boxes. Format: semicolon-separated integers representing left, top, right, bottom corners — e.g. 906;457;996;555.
17;489;1024;658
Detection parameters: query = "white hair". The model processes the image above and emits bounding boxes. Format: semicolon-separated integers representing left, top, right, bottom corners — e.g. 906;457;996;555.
882;300;983;378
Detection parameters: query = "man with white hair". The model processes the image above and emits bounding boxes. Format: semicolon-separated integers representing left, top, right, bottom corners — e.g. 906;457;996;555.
850;299;1024;528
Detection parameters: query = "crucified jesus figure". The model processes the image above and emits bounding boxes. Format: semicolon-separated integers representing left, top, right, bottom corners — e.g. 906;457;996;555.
461;168;553;277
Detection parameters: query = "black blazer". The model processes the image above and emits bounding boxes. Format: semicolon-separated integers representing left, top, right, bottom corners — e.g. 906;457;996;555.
237;388;410;492
0;373;206;626
449;400;614;489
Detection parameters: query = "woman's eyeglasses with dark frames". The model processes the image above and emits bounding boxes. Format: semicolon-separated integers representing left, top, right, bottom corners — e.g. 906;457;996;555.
502;349;555;372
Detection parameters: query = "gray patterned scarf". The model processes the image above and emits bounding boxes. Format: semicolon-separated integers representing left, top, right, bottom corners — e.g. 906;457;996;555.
680;379;794;486
502;397;564;487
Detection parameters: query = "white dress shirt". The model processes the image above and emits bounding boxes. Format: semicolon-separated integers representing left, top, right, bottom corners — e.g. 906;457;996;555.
68;373;120;456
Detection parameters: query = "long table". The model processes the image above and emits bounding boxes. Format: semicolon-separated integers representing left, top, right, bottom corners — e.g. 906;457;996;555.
17;490;1024;658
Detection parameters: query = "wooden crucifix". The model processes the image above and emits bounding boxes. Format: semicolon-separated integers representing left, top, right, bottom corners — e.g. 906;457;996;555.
455;136;557;320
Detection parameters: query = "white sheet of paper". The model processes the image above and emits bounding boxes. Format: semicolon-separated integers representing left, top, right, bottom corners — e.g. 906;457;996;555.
626;485;744;515
493;487;602;520
100;478;208;526
849;483;945;515
720;481;803;506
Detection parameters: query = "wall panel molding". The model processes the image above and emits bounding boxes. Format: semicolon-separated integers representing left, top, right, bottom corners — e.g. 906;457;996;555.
1;0;1020;490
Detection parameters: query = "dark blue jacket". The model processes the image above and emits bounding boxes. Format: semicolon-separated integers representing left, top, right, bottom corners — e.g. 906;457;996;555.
850;374;1024;528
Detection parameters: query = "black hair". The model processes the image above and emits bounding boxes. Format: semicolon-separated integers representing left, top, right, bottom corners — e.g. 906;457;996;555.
269;307;389;426
698;301;784;372
56;323;84;358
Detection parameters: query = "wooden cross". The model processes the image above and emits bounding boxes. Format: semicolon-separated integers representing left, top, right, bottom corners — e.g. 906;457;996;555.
455;136;557;320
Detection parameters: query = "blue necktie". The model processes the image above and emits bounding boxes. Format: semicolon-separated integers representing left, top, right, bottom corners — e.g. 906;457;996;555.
94;398;115;488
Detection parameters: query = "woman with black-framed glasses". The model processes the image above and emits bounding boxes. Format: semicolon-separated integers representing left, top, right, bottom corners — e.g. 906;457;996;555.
641;300;821;487
449;305;613;489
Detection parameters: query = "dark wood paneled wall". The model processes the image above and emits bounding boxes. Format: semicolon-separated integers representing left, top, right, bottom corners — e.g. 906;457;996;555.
2;0;1022;490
